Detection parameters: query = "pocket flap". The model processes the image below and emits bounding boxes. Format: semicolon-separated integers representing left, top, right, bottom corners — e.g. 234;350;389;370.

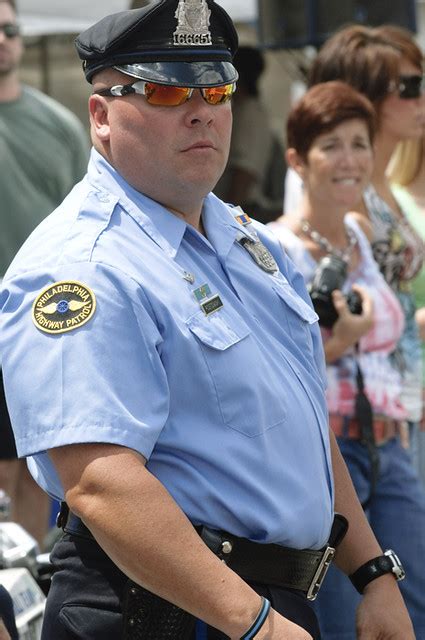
187;310;250;350
273;281;319;324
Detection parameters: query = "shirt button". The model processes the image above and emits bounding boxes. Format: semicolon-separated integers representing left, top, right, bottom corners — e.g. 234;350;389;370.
98;194;110;203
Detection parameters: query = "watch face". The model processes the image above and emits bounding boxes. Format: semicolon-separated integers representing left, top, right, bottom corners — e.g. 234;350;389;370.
350;549;406;594
384;549;406;582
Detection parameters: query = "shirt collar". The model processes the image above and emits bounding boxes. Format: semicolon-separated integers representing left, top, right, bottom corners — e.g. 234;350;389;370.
87;149;187;258
87;149;252;260
201;194;256;259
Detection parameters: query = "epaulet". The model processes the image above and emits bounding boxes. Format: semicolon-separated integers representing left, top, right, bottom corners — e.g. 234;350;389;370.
229;206;281;275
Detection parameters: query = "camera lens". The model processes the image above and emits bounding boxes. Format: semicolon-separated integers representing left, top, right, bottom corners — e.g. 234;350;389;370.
309;256;350;328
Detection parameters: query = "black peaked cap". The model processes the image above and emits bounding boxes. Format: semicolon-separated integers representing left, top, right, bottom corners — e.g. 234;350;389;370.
75;0;239;86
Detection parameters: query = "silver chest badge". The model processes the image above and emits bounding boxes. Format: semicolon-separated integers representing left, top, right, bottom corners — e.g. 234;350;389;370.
239;237;278;273
173;0;212;46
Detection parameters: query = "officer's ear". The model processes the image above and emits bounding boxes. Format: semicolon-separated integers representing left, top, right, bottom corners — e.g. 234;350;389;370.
286;147;307;180
88;94;111;142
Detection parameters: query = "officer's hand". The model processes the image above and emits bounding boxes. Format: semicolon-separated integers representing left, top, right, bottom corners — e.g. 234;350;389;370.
253;607;313;639
331;285;374;347
355;576;415;639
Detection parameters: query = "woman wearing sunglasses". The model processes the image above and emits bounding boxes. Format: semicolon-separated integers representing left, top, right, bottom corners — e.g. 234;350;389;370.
284;26;425;511
306;27;425;450
389;135;425;486
270;80;425;640
306;25;425;640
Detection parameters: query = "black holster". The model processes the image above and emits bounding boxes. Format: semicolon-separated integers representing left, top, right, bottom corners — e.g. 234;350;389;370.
58;503;346;640
122;581;197;640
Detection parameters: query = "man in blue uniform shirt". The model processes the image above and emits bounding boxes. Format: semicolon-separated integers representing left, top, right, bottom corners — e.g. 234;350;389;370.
0;1;414;638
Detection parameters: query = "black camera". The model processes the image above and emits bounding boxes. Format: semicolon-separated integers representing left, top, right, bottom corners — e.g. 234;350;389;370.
309;255;362;328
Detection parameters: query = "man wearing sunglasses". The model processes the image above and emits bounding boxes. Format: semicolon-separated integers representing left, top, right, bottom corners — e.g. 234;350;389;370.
0;0;88;549
0;1;415;639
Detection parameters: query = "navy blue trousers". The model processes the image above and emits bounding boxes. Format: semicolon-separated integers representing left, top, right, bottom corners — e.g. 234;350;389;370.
313;437;425;639
42;532;321;639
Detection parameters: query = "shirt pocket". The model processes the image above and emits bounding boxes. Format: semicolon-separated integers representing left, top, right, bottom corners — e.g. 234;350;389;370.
273;279;318;355
187;309;287;437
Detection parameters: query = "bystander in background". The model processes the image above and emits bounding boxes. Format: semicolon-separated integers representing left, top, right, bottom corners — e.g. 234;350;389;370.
389;136;425;484
0;0;89;546
277;24;425;640
214;46;285;223
284;24;425;455
311;23;425;465
270;79;425;640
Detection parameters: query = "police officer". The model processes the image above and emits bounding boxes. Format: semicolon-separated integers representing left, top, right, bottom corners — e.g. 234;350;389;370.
0;1;415;639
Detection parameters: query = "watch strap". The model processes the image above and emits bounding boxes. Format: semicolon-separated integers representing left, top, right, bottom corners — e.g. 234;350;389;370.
349;549;406;594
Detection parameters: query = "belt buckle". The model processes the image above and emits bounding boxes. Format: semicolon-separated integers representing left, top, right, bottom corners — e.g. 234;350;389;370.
306;546;336;601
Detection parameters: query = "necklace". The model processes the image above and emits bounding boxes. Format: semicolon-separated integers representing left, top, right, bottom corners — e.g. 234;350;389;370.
301;218;357;263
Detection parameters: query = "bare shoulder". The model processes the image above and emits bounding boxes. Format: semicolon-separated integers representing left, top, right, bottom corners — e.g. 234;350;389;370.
347;210;374;242
275;213;302;234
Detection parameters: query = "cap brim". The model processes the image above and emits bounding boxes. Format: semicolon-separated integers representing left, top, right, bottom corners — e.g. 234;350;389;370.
113;60;238;87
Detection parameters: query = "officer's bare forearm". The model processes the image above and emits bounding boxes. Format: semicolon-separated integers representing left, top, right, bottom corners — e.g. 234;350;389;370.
49;443;301;639
329;430;382;574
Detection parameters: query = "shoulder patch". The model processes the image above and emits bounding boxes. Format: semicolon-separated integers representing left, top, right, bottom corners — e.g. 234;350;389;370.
32;281;96;334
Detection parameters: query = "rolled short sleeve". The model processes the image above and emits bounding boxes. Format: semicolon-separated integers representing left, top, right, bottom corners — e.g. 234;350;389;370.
1;262;169;459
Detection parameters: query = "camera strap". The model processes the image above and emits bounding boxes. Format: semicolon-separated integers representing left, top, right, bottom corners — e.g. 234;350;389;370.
353;344;380;510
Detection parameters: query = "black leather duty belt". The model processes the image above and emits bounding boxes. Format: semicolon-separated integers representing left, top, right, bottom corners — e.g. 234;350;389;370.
58;503;347;602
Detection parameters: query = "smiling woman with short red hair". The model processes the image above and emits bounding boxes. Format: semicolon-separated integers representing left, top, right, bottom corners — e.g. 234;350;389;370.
270;77;425;640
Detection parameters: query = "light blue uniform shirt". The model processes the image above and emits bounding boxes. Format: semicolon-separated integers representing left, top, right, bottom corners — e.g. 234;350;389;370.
1;150;333;549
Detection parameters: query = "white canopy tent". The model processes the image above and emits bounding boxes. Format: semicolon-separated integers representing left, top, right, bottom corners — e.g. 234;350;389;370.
16;0;259;101
18;0;258;36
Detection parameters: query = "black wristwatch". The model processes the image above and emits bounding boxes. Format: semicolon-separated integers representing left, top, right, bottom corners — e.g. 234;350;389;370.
349;549;406;594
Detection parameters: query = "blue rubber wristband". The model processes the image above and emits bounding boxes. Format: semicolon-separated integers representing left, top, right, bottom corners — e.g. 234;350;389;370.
240;597;271;640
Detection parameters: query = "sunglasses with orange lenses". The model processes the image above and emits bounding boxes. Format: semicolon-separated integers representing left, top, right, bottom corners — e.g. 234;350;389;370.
95;80;236;106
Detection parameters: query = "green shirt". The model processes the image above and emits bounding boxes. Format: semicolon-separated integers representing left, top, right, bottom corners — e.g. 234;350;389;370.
0;85;89;276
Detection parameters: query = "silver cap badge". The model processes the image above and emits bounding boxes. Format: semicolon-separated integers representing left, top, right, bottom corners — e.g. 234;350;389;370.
173;0;212;46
